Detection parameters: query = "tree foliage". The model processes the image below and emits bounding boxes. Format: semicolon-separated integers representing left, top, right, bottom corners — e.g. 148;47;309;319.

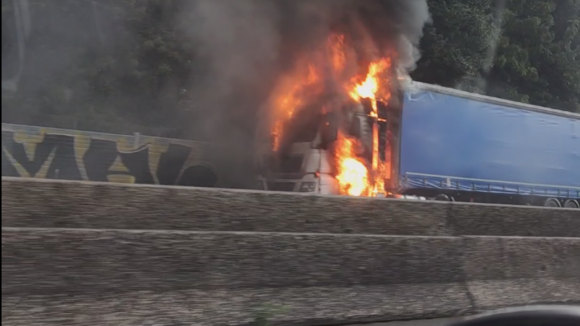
2;0;579;137
411;0;496;90
488;0;580;112
413;0;580;113
2;0;194;135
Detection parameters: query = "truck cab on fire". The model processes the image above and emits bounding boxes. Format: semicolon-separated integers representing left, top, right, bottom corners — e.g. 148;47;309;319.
255;108;338;194
255;98;392;196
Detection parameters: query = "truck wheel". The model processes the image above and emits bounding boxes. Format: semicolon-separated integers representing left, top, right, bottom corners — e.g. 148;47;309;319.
544;198;561;208
564;200;579;209
434;194;451;201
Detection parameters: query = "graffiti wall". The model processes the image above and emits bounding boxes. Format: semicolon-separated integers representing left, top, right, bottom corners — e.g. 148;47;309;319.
2;123;221;187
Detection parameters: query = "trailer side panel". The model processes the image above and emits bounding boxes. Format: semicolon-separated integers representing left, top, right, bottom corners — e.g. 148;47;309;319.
399;89;580;199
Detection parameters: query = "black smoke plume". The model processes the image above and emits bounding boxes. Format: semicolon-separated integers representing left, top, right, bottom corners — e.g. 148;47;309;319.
2;0;430;189
180;0;430;188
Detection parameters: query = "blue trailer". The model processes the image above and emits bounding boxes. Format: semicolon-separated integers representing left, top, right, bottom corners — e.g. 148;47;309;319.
396;82;580;208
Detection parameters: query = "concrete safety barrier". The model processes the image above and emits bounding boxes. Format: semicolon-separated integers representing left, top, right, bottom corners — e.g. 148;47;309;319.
2;177;580;237
2;228;580;325
2;178;580;325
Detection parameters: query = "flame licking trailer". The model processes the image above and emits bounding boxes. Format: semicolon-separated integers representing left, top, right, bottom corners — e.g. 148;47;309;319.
255;81;580;208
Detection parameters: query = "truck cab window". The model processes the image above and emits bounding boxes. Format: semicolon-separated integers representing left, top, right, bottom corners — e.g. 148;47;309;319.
283;109;323;144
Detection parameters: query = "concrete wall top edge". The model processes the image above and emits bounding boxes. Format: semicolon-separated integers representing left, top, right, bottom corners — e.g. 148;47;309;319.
3;176;577;211
3;177;580;237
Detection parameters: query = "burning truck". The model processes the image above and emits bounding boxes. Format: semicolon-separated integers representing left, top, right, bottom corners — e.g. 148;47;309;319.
254;33;580;208
254;33;398;197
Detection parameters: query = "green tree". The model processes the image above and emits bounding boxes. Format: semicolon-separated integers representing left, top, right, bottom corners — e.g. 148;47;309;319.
488;0;580;112
411;0;495;91
2;0;194;134
414;0;579;113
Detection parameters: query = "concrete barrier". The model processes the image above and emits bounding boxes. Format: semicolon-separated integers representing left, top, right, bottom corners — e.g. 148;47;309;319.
2;178;580;325
462;236;580;310
2;228;579;325
3;177;580;237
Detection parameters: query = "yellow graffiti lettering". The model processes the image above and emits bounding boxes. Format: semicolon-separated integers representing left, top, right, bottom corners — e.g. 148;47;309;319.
144;138;168;185
12;129;46;163
4;128;58;178
2;123;220;186
35;150;57;179
73;133;91;181
108;155;130;173
114;136;135;152
107;175;136;184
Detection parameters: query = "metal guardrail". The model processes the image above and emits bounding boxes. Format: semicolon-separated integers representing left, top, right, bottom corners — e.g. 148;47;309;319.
404;173;580;199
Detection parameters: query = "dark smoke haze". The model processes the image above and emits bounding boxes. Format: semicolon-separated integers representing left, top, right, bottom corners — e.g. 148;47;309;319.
2;0;430;188
180;0;430;187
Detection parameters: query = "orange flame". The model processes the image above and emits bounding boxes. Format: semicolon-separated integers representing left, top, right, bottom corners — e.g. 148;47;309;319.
335;132;369;196
349;58;392;116
328;34;347;77
269;61;322;151
335;57;392;196
267;32;394;197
